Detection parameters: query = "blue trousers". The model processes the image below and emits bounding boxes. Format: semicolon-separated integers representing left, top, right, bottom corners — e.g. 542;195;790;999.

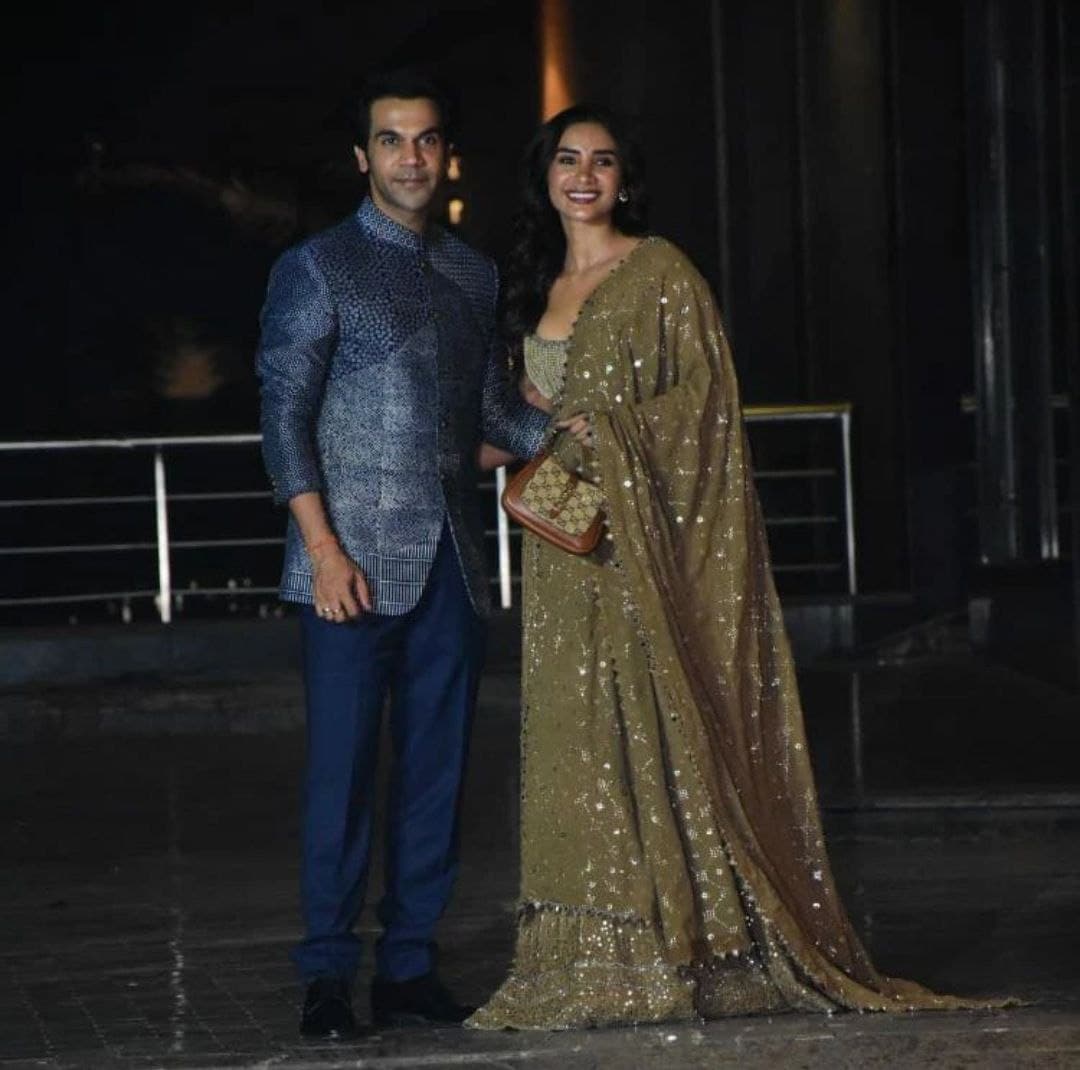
292;529;486;983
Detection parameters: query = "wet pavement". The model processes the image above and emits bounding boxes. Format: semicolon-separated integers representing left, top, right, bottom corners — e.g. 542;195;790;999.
2;629;1080;1068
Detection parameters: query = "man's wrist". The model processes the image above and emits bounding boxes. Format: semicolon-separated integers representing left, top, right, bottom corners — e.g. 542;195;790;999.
306;535;342;564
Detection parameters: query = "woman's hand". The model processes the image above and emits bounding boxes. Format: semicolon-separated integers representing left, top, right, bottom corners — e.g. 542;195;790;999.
311;542;371;622
477;443;516;470
556;412;593;446
521;374;554;413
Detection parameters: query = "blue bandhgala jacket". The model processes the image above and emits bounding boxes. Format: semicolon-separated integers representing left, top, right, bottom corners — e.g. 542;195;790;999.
257;197;548;616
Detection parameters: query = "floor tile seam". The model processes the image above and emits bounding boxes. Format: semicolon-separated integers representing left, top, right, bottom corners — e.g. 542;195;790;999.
0;928;303;959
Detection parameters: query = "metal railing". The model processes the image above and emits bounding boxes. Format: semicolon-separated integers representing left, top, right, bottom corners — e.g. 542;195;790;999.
0;434;267;623
744;402;856;596
492;402;857;606
0;402;856;621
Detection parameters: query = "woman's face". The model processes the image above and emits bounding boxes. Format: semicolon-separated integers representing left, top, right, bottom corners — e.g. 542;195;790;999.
546;121;622;227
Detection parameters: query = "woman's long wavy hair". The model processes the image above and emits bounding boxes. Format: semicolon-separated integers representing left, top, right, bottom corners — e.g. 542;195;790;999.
501;104;649;365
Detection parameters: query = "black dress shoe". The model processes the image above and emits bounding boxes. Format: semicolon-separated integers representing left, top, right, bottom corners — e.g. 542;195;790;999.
370;972;476;1027
300;977;359;1040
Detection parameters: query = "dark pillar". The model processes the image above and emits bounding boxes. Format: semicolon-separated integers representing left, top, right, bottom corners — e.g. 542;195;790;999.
887;1;975;609
1058;0;1080;664
800;0;904;591
965;0;1059;565
714;0;806;398
566;0;721;289
964;0;1078;684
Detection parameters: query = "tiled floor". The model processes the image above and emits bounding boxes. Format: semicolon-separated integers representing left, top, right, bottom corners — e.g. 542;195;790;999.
1;648;1079;1068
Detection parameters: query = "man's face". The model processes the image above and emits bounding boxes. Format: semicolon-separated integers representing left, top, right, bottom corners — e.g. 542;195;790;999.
354;96;447;231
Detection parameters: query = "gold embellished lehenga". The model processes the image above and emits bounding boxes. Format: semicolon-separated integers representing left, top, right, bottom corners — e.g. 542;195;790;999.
468;238;1001;1030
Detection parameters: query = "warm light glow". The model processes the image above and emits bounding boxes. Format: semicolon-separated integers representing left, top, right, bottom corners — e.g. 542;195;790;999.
540;0;574;119
448;154;462;181
448;198;465;225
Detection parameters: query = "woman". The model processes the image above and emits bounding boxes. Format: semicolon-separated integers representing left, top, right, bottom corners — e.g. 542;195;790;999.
470;105;999;1030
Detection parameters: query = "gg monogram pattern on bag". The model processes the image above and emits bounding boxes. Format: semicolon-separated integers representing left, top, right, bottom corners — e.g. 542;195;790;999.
519;456;603;536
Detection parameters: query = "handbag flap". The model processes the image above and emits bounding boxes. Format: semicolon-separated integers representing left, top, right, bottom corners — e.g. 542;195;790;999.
502;451;605;555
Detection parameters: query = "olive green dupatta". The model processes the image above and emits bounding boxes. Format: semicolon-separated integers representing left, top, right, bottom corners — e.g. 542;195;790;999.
470;238;1006;1030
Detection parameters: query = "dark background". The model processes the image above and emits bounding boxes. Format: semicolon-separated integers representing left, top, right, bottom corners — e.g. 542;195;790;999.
5;0;1079;628
7;0;541;439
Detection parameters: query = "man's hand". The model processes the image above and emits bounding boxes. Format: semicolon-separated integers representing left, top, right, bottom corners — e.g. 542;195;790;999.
287;491;372;623
311;543;372;622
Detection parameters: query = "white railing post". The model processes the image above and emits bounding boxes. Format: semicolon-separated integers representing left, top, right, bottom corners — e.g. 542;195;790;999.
153;448;173;623
850;669;865;806
840;410;858;596
495;465;512;609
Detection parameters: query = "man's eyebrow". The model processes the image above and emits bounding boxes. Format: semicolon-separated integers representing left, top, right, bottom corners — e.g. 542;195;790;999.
374;126;443;139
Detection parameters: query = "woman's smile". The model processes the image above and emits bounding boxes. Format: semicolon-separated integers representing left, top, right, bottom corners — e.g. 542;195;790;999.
547;121;623;223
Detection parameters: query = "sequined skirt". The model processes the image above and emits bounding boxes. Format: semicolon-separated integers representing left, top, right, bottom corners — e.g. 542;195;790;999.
467;535;832;1030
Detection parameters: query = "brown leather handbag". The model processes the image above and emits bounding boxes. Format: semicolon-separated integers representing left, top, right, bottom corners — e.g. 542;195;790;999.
501;450;605;555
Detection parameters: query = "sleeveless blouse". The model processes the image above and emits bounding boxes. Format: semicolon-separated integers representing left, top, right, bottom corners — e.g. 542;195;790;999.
523;334;569;402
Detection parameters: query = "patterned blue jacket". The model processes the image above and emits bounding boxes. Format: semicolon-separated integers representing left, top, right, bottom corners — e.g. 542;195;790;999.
257;198;548;616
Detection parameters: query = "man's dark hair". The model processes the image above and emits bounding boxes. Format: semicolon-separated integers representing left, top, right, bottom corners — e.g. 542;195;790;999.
355;69;455;148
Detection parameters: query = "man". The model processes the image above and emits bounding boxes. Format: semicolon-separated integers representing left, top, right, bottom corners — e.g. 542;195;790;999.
256;70;548;1040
